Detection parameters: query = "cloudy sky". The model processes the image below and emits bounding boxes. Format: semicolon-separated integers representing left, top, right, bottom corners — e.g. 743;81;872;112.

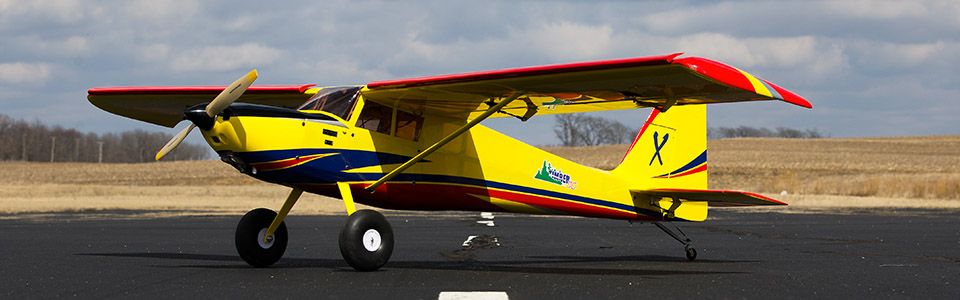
1;0;958;145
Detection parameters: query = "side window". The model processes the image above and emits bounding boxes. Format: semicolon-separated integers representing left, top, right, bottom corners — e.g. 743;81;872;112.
394;109;423;141
357;101;392;134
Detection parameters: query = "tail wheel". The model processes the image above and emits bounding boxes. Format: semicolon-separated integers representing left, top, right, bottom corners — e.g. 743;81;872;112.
339;210;394;271
685;246;697;261
235;208;287;267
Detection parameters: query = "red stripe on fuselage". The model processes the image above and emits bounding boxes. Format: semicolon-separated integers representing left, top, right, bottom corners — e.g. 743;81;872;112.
298;181;652;220
252;153;329;171
486;188;639;219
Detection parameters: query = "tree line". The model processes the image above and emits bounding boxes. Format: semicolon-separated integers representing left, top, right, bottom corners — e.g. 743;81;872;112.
708;126;824;139
0;114;208;163
553;114;824;146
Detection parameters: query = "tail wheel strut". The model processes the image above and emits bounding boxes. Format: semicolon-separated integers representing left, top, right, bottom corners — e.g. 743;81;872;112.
654;222;697;261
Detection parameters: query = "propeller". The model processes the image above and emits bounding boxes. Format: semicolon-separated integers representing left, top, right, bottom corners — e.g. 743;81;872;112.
155;69;258;161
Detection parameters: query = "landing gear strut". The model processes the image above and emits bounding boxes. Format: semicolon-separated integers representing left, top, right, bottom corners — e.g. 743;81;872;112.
233;185;396;271
654;222;697;261
235;188;302;268
235;208;288;267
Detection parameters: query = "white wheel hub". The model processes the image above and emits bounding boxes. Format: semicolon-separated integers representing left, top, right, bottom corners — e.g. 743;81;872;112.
362;229;382;252
257;228;274;249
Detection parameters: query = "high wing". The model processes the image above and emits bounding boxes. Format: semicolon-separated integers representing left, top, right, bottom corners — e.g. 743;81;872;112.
632;188;787;207
362;53;811;119
88;84;317;127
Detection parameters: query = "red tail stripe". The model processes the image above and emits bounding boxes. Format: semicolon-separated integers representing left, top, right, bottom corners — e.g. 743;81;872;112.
655;164;707;179
619;109;660;165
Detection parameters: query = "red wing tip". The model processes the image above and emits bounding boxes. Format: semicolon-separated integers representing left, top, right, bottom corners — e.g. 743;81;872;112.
784;98;813;109
673;57;812;109
763;80;813;109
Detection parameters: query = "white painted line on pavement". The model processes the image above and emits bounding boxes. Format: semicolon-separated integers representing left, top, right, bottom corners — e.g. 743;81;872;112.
439;291;509;300
461;235;478;247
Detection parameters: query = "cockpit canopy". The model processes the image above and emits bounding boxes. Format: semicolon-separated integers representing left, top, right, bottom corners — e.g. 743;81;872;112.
298;86;361;120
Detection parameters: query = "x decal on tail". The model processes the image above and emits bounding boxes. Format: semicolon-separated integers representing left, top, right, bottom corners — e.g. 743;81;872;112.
649;131;669;166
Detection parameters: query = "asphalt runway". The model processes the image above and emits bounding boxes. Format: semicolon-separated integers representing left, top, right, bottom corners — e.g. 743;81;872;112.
1;209;958;299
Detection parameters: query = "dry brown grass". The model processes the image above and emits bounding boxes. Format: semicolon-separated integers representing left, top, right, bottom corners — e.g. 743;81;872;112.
545;135;960;200
1;136;958;217
0;161;368;217
0;161;257;186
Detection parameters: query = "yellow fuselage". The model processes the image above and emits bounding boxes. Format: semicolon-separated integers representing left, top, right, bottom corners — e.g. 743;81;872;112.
201;97;702;221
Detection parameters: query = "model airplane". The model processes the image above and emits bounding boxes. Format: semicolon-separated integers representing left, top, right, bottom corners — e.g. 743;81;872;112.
88;53;811;271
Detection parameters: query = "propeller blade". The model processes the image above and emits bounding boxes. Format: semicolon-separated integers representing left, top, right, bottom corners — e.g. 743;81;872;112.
205;69;259;117
155;123;196;161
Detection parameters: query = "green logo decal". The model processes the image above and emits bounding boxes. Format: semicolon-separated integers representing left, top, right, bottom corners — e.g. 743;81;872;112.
534;160;577;189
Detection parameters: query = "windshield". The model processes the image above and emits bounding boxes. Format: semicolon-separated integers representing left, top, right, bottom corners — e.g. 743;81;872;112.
298;86;361;120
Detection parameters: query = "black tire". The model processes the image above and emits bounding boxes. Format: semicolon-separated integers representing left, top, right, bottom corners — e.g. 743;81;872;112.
235;208;287;267
685;246;697;261
339;210;394;271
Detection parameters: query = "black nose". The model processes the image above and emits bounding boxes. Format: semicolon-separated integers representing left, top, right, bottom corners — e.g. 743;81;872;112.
184;103;215;130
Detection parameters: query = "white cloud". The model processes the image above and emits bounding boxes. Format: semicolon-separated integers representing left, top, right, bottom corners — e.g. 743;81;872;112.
639;2;734;34
0;62;52;85
223;15;260;32
170;43;283;72
674;33;757;66
821;0;928;19
850;40;948;70
383;21;614;75
14;35;91;58
295;59;393;85
121;0;199;24
0;0;89;24
524;22;613;61
672;33;847;75
137;43;171;62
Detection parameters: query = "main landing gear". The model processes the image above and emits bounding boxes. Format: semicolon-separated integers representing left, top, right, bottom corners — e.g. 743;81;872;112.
654;222;697;261
339;210;394;271
234;184;395;271
235;208;288;267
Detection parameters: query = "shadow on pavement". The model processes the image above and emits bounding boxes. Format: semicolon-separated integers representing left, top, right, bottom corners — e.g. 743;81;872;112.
77;252;747;276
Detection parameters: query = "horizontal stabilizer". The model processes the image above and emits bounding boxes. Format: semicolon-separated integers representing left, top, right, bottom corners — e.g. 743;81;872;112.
632;188;787;207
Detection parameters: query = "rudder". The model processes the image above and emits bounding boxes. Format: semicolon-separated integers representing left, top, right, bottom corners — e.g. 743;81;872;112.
612;105;707;190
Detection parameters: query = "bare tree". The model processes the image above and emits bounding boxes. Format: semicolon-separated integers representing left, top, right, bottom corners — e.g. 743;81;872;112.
554;114;637;146
0;114;209;163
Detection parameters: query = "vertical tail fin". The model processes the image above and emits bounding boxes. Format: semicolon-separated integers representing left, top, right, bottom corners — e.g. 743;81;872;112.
612;105;707;190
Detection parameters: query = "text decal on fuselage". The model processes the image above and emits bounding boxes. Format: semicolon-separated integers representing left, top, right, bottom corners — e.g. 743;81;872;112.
534;160;577;190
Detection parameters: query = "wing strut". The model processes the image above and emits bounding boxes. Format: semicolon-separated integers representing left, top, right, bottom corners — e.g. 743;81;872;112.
364;93;523;192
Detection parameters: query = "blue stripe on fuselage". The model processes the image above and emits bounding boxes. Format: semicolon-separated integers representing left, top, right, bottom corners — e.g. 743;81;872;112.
230;149;637;214
656;150;707;177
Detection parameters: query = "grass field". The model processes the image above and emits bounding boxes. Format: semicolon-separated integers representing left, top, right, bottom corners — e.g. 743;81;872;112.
546;135;960;200
2;136;959;217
